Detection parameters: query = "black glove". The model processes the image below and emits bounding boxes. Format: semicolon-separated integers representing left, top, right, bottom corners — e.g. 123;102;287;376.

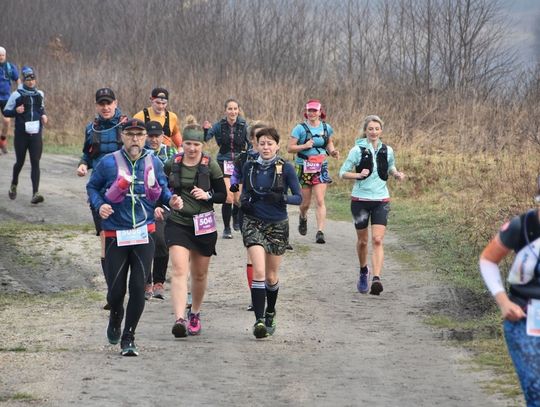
263;191;284;204
240;196;255;215
229;184;239;193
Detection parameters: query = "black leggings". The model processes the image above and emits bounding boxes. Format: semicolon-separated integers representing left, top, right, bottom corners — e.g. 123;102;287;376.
105;234;155;337
147;218;169;285
11;130;43;194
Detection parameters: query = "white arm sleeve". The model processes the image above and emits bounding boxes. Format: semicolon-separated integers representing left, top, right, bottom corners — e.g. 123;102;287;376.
479;258;505;296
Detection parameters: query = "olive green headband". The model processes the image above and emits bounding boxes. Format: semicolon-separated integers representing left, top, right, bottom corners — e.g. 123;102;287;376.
183;128;204;142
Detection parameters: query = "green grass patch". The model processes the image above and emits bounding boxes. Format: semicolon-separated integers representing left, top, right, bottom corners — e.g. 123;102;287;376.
0;346;27;352
43;143;81;156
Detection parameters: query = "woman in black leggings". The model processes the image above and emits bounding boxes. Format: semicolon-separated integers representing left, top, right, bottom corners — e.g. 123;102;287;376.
3;66;48;204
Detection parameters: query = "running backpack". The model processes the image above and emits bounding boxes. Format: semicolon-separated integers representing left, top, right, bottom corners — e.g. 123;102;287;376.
169;152;212;193
355;144;388;181
88;116;125;159
143;108;171;136
297;122;329;160
244;158;285;196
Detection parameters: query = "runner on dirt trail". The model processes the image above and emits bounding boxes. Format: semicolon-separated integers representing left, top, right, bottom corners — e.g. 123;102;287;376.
5;66;48;204
162;119;226;338
87;118;182;357
0;46;20;154
143;120;177;300
77;88;127;309
288;99;339;244
339;115;405;296
239;126;302;338
230;121;266;311
134;87;182;149
203;98;249;239
479;178;540;406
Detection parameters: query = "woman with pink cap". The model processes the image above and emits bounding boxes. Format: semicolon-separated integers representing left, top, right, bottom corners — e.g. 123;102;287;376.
288;99;339;244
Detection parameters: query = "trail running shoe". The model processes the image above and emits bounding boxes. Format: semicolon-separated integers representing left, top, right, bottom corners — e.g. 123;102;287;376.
298;215;307;236
120;334;139;356
172;317;188;338
153;282;165;299
30;193;44;204
107;311;123;345
265;311;276;336
222;227;233;239
103;302;111;310
246;303;254;311
144;284;153;300
188;312;202;335
370;276;384;296
253;319;268;339
315;230;325;244
357;269;369;294
8;184;16;200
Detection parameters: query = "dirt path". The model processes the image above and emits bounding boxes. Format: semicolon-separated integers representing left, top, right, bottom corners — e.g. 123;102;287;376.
0;153;516;406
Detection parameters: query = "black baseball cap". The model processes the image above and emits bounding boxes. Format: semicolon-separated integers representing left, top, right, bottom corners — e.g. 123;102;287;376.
122;118;146;131
146;121;163;136
151;87;169;100
95;88;116;103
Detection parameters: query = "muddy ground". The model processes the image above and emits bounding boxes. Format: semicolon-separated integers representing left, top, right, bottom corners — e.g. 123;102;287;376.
0;152;520;406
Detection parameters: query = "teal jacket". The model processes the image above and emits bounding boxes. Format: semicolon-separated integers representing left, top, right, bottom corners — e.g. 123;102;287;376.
339;137;397;200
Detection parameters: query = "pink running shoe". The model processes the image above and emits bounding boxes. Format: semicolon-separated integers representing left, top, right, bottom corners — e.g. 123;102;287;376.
188;312;201;335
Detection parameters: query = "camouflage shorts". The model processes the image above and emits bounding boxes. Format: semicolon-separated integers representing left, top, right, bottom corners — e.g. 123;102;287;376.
295;161;332;187
242;215;289;256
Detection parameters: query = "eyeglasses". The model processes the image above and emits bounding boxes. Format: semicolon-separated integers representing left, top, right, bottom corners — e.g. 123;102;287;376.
24;76;36;81
123;132;147;138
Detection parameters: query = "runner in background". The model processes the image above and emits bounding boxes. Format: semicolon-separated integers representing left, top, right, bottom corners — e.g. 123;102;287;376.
87;118;182;356
240;127;302;338
479;178;540;406
339;115;405;295
203;98;249;239
288;99;339;244
143;120;177;300
4;66;47;203
163;119;226;338
0;46;20;154
134;87;182;149
77;88;126;309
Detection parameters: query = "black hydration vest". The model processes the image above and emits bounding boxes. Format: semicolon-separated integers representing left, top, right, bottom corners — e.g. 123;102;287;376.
143;108;171;136
169;152;212;193
297;122;329;160
89;117;124;159
244;158;285;197
355;143;388;181
509;210;540;304
217;118;247;156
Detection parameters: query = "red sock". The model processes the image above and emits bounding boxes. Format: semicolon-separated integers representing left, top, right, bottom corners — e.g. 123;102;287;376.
246;264;253;288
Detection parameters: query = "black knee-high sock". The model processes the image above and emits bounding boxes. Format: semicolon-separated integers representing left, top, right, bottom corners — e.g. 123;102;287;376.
251;280;266;320
232;204;239;218
222;203;232;228
101;257;107;285
265;281;279;313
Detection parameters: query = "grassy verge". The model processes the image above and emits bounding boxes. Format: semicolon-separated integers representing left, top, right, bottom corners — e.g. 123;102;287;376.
325;148;537;400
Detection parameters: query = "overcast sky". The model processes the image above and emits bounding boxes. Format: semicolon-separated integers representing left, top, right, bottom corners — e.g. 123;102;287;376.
502;0;540;65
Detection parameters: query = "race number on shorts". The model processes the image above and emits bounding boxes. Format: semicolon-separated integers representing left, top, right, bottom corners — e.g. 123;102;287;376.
193;211;217;236
116;225;149;246
527;299;540;336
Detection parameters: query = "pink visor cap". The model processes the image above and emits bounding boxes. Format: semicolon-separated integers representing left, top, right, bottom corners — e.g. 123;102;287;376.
305;101;322;111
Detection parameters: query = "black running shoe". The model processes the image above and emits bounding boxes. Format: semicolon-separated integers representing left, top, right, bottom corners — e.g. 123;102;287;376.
298;215;307;236
315;230;325;244
370;276;384;295
265;311;276;336
246;303;254;311
172;317;188;338
222;227;233;239
8;184;16;200
120;334;139;356
30;193;44;204
253;319;268;339
107;311;123;345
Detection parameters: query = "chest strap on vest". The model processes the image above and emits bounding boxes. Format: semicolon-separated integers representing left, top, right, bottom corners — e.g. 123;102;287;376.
169;152;211;193
143;108;171;136
297;122;329;160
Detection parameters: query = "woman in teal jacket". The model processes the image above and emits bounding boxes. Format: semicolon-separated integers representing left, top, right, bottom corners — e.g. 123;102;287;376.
339;115;405;296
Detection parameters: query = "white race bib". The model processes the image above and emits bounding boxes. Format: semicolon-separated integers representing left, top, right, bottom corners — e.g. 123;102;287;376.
527;299;540;336
116;225;149;246
25;120;40;134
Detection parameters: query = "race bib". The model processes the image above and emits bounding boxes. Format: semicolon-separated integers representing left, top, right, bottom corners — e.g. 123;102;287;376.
303;160;322;174
25;120;40;134
223;160;235;176
116;225;149;246
526;299;540;336
193;211;217;236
